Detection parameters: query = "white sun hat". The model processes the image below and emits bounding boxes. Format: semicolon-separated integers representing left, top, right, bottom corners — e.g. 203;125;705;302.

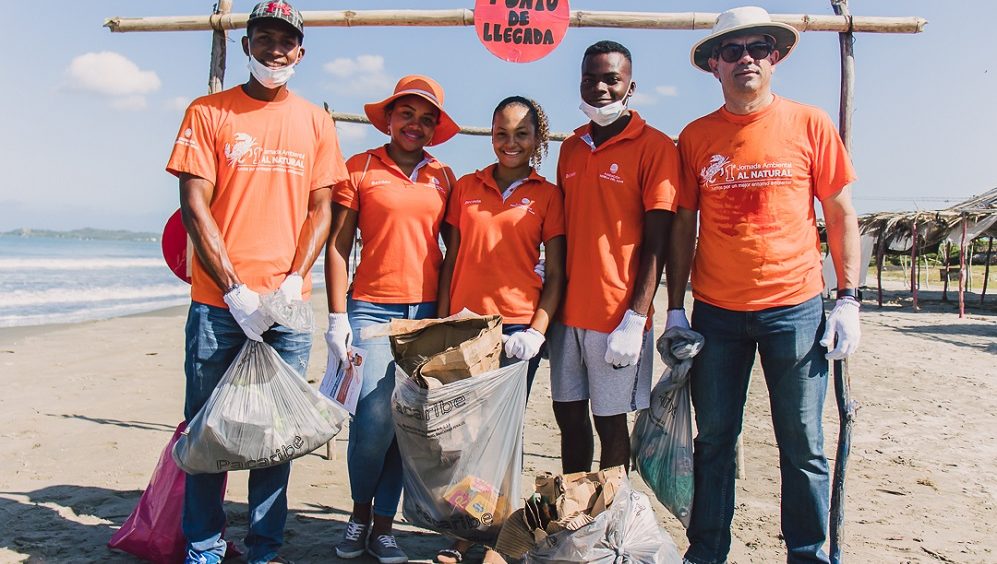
690;6;800;72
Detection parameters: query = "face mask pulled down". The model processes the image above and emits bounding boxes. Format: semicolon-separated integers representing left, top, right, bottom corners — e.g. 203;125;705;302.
579;95;630;127
247;54;297;89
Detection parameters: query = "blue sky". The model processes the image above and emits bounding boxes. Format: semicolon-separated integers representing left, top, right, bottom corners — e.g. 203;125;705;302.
3;1;994;232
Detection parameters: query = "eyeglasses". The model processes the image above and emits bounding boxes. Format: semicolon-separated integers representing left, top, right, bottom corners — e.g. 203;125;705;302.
715;41;775;63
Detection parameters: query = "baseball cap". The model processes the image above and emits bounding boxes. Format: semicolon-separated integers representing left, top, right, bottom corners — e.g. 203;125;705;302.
248;1;304;38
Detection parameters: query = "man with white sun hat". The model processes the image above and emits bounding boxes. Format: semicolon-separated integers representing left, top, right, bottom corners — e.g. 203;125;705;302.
666;6;862;563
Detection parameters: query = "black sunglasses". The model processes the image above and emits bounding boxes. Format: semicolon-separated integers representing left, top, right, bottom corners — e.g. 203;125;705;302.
715;41;775;63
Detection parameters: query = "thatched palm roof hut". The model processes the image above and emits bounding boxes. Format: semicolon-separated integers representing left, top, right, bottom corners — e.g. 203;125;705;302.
856;187;997;313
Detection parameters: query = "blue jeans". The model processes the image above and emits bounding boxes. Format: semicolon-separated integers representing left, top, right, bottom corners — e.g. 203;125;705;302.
347;296;436;517
182;302;311;564
685;295;830;564
501;323;544;398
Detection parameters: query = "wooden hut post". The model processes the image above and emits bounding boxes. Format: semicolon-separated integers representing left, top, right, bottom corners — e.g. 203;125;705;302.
982;237;993;305
959;217;967;318
911;218;919;311
942;241;951;301
876;228;885;307
208;0;232;94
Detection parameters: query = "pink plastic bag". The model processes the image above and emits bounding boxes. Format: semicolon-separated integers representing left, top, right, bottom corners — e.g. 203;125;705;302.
108;422;240;563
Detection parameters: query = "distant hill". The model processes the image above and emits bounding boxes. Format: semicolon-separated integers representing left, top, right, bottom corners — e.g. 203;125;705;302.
1;228;160;242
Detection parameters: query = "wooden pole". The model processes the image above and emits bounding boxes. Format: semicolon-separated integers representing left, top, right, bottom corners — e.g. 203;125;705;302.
959;218;967;318
828;3;857;562
328;110;572;142
942;241;951;302
982;237;993;305
911;219;919;311
104;9;928;34
876;230;885;308
208;0;231;95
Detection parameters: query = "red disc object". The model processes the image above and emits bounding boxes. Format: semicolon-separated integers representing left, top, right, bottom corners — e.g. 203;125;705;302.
162;209;192;284
475;0;570;63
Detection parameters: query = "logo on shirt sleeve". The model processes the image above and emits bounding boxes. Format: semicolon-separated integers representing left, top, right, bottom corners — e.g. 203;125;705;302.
174;127;198;148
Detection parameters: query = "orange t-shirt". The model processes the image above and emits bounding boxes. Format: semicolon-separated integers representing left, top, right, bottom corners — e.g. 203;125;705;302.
166;86;347;308
556;111;681;333
444;165;565;324
333;146;456;303
677;95;857;311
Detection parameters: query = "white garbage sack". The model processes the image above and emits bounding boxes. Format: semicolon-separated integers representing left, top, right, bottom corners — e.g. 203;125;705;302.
392;361;528;544
631;327;704;528
173;340;348;474
525;476;681;563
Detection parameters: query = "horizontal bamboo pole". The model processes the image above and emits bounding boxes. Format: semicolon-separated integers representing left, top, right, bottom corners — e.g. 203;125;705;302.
328;110;572;142
105;9;927;34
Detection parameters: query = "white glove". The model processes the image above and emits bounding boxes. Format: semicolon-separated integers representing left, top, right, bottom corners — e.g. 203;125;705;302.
605;309;647;367
504;328;546;361
820;299;861;360
665;308;691;331
325;312;353;366
277;273;303;302
534;259;546;283
223;284;272;342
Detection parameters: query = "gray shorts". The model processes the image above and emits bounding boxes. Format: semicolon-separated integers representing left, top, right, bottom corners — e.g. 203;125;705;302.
548;321;653;416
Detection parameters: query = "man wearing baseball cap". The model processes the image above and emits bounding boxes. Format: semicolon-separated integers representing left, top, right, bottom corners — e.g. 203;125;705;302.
166;1;347;562
667;7;861;563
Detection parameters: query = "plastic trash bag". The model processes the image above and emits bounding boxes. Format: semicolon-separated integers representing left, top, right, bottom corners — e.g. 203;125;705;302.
630;327;704;528
173;341;348;474
108;422;240;562
260;290;314;333
525;476;681;563
392;361;528;544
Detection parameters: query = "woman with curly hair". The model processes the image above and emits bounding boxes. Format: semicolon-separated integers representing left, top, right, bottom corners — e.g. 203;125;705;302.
434;96;566;564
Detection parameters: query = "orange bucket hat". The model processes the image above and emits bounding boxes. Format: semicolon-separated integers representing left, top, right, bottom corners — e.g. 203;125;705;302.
363;75;460;146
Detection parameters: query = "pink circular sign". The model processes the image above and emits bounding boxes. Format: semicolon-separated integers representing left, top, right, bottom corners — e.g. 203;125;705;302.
475;0;570;63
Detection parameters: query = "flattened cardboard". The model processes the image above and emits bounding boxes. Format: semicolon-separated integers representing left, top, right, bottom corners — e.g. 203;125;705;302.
366;311;503;385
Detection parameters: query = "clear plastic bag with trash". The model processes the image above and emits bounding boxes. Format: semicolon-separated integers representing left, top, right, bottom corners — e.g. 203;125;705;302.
524;475;681;563
260;289;314;333
173;340;348;474
392;361;528;544
630;326;705;528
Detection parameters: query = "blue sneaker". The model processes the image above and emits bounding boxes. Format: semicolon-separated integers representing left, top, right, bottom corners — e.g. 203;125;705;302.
335;518;370;559
184;548;223;564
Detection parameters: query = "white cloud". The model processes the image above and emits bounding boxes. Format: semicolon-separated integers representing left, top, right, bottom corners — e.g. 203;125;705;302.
67;51;161;97
655;85;679;97
629;92;657;107
335;122;369;142
164;96;192;112
323;54;393;98
111;95;147;111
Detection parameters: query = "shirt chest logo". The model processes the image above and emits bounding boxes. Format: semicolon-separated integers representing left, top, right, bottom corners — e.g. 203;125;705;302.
599;162;624;184
225;132;258;165
223;132;306;174
700;153;794;191
508;197;537;215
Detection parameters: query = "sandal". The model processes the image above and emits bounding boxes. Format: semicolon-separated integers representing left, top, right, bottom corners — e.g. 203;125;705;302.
435;547;463;563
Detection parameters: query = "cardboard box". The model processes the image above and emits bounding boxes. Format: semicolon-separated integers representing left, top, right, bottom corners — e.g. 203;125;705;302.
494;465;627;559
363;311;502;385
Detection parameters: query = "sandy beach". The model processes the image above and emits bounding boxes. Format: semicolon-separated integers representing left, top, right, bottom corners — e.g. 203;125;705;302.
1;287;995;563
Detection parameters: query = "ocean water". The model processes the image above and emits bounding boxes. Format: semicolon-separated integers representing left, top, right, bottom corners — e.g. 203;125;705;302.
0;236;326;328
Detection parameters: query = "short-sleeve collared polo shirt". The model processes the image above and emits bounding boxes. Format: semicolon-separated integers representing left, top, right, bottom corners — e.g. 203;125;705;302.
444;164;565;323
333;146;456;303
556;111;681;332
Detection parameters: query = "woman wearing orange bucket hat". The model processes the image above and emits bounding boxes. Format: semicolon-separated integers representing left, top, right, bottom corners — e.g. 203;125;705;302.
324;75;459;564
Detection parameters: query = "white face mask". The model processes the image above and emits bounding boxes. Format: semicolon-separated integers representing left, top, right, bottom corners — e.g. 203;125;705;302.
247;53;297;89
579;92;631;127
